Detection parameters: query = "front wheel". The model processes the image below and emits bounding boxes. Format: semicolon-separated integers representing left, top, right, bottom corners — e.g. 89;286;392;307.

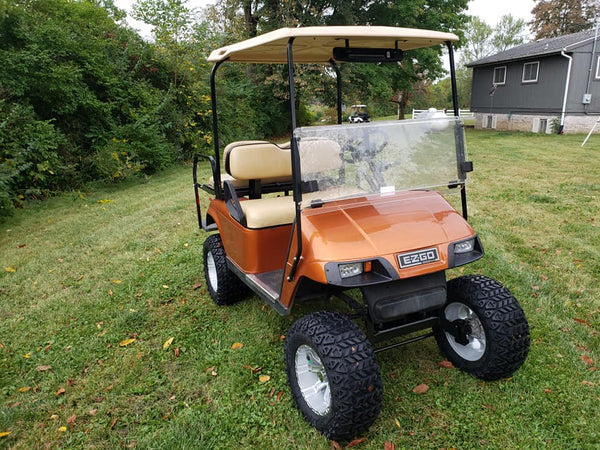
202;233;249;305
435;275;530;381
284;311;382;441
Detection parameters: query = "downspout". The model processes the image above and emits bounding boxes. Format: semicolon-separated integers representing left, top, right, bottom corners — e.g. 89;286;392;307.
559;50;573;133
585;22;599;98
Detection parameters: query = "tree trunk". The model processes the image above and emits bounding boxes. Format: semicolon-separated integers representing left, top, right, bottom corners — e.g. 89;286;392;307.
390;90;409;120
243;0;258;38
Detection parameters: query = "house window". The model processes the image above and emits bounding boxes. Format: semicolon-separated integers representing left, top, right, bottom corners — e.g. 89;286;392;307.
595;55;600;79
493;66;507;85
532;118;549;133
522;61;539;83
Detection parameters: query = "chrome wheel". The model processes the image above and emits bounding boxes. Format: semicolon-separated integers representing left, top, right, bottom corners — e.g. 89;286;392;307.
443;302;486;361
206;251;218;291
295;344;331;416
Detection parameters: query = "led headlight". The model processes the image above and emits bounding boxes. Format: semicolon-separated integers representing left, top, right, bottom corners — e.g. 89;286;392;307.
454;238;475;254
338;262;363;279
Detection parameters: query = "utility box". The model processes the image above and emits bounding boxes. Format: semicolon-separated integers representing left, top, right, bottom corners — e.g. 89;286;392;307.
582;93;592;104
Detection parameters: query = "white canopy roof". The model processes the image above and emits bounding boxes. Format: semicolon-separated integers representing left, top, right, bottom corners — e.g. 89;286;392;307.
207;26;459;64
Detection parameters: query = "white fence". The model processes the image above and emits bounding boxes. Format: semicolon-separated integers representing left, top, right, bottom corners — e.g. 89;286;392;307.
411;109;473;119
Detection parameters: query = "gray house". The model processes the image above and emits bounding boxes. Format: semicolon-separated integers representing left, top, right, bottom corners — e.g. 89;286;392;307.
468;28;600;134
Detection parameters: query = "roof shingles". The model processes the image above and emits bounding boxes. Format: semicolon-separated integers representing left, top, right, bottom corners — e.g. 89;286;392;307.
467;28;598;67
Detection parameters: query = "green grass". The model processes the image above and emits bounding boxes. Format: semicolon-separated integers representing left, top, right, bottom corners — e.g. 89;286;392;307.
1;130;599;449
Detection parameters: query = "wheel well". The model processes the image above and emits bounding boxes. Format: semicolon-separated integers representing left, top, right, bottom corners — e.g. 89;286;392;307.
292;277;334;305
206;212;217;228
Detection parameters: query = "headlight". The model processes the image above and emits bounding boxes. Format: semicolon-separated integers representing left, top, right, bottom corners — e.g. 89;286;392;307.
339;262;363;279
454;238;475;254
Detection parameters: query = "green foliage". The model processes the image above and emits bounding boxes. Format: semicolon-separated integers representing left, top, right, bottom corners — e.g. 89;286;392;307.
0;101;68;218
492;14;528;52
0;0;476;217
206;0;469;122
0;0;213;216
531;0;596;40
461;14;528;65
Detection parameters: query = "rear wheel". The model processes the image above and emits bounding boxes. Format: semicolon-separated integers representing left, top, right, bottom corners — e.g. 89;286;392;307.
202;234;249;305
435;275;530;380
285;311;382;441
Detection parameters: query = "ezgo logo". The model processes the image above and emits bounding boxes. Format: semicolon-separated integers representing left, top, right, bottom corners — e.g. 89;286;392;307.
397;247;440;268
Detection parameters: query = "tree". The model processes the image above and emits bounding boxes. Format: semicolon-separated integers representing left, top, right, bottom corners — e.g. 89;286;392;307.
132;0;196;86
0;0;216;217
493;14;528;52
461;14;527;64
206;0;471;119
530;0;598;39
461;16;494;63
361;0;471;119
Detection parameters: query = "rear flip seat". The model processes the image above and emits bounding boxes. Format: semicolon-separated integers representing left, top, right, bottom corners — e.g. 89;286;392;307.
208;141;292;189
222;139;351;229
224;141;295;229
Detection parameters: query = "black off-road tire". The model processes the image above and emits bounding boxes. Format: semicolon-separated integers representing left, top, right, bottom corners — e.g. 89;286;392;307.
202;234;249;305
435;275;530;381
284;311;382;441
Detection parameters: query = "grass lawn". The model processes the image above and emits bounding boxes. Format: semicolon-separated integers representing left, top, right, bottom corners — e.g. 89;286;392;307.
1;130;599;449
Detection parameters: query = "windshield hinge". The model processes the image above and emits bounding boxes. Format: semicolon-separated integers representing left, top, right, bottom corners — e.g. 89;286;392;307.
461;161;473;173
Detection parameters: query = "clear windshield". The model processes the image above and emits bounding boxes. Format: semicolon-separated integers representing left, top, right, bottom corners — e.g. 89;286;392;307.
294;117;466;208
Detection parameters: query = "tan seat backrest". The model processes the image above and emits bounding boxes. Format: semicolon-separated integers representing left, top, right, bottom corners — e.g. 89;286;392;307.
298;138;342;174
222;141;268;168
226;142;292;181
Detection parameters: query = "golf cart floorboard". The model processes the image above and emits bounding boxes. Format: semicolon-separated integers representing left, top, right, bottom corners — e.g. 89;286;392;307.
247;269;284;301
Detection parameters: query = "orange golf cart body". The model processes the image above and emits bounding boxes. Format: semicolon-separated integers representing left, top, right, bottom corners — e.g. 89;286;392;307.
193;26;529;441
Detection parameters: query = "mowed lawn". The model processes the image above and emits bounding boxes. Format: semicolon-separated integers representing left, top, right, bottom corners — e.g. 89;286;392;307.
1;130;598;449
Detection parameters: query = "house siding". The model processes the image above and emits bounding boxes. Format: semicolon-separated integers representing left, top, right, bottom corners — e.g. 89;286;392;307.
470;38;600;133
471;55;567;115
565;45;600;113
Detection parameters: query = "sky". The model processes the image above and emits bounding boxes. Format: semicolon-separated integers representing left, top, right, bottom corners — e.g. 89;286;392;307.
113;0;537;40
468;0;534;27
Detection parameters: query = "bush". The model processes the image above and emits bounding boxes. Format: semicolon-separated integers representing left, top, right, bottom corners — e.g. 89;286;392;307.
0;101;67;218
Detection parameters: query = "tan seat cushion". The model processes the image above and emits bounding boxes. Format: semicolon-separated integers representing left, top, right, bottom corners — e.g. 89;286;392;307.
227;142;292;180
240;196;295;228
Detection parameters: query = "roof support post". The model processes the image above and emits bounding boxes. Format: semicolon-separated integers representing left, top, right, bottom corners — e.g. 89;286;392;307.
446;41;468;219
560;50;573;132
287;37;303;282
210;60;226;199
446;42;460;117
287;38;297;130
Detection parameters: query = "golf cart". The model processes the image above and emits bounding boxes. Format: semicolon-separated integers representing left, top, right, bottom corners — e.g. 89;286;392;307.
348;104;370;123
193;26;529;441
